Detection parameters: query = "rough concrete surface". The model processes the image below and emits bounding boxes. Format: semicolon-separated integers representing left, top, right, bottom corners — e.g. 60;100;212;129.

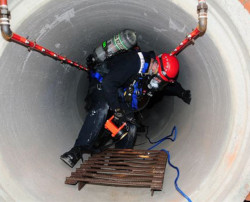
0;0;249;201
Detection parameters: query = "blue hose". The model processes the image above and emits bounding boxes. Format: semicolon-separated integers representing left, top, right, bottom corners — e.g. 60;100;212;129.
147;126;192;202
147;126;177;150
161;149;192;202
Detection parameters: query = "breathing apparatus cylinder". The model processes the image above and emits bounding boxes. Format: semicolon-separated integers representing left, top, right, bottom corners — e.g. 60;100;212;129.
87;29;137;66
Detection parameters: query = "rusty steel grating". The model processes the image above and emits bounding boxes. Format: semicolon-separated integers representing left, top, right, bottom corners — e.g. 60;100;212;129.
65;149;168;195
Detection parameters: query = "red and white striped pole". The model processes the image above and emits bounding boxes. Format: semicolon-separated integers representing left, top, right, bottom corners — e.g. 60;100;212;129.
10;33;89;71
0;0;7;6
0;0;89;72
170;0;208;56
170;28;200;56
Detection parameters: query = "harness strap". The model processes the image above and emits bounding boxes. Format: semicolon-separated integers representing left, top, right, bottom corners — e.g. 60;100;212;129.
90;71;103;83
138;52;145;74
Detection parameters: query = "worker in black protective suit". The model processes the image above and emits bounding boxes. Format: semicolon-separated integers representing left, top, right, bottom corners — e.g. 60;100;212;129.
60;49;191;168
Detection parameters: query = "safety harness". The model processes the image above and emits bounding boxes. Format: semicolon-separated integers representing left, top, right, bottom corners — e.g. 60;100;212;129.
90;71;103;83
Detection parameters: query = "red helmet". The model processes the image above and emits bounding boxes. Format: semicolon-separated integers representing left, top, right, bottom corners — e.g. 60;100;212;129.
156;53;179;82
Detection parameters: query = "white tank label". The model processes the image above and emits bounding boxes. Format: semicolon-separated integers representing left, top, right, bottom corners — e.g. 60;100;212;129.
114;34;127;50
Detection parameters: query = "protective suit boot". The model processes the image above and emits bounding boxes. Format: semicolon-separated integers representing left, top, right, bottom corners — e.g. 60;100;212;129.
60;146;83;168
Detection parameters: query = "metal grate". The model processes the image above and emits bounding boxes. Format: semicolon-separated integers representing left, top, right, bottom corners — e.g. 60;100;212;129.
65;149;168;196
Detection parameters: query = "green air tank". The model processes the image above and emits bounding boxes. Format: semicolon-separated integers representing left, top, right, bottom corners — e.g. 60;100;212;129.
93;29;137;62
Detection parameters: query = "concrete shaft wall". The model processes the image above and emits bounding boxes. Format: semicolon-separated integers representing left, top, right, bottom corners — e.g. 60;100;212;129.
0;0;249;201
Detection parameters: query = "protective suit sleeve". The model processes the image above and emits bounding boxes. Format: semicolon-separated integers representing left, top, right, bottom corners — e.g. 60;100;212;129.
163;81;191;104
163;81;184;97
